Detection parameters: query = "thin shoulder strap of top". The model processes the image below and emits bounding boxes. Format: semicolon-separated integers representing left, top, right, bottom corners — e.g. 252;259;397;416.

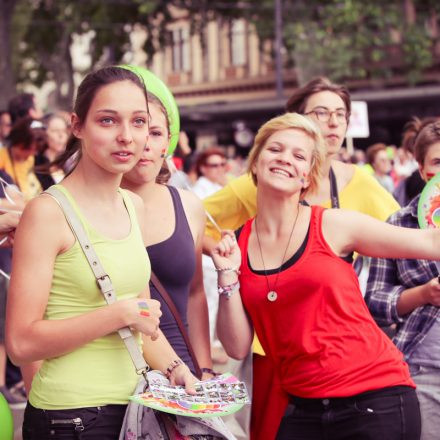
44;187;150;380
166;185;190;231
310;205;329;246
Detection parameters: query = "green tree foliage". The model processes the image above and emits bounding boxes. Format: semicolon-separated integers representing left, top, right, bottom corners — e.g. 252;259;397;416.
8;0;170;108
178;0;439;85
0;0;20;107
238;0;438;85
2;0;439;109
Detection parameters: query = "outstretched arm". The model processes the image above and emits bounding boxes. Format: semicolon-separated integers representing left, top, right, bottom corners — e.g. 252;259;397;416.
323;209;440;261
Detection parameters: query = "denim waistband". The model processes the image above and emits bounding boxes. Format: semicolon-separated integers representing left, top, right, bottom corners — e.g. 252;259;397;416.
289;385;413;410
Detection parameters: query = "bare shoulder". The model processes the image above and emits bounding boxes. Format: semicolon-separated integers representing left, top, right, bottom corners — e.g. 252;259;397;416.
22;193;68;225
176;187;206;230
322;207;362;228
16;193;72;252
323;207;383;231
122;188;144;211
176;187;205;216
321;207;374;254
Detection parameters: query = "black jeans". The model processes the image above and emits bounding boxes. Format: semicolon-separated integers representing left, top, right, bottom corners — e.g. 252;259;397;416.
22;402;127;440
276;385;421;440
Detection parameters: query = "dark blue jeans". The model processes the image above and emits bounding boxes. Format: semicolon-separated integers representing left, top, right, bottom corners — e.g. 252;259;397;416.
22;402;127;439
276;385;421;440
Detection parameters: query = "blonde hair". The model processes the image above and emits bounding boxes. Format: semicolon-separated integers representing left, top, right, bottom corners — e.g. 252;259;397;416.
247;112;325;195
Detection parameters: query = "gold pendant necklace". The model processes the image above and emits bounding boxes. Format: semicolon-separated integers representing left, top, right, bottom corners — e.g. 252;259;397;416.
255;205;301;302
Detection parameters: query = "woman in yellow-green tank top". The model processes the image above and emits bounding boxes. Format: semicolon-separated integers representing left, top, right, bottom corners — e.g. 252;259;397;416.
6;66;198;440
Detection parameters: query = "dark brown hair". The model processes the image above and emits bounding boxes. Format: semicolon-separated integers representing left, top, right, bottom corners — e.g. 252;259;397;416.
8;93;36;124
366;143;387;165
8;117;47;151
286;77;351;118
407;118;440;165
401;116;440;162
195;147;226;178
49;66;148;173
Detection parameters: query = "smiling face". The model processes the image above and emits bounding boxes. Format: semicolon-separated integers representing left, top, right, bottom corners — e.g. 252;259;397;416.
122;101;170;186
303;91;348;156
252;128;314;195
72;80;149;175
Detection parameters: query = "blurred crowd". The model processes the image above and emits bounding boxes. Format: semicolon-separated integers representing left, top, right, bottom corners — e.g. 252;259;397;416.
0;91;248;411
0;77;440;440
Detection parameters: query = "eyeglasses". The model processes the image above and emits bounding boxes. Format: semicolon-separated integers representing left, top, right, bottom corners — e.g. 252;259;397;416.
304;107;348;124
204;162;227;168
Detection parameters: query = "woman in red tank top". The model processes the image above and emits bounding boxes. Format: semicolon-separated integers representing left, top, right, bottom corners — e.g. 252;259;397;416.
211;112;440;440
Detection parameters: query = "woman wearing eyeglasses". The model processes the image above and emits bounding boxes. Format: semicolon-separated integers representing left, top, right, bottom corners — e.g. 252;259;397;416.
192;147;228;199
202;77;400;440
203;78;398;245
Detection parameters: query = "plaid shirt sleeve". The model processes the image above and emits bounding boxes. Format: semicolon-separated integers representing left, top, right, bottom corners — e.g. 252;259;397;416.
365;196;437;327
365;255;406;326
365;199;419;327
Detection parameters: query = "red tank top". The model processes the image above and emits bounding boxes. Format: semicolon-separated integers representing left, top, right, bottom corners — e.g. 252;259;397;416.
238;205;414;398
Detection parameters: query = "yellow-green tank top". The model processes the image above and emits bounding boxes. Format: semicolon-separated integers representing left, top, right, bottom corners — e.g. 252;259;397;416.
29;184;150;409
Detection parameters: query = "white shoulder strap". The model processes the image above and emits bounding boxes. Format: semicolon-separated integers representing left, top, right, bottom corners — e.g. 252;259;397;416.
45;187;150;379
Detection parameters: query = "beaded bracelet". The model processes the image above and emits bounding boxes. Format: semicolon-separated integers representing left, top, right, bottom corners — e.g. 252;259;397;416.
215;267;241;275
218;280;240;299
165;359;184;379
201;367;220;376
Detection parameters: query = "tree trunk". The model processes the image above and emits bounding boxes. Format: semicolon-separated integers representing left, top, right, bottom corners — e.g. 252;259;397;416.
404;0;416;25
0;0;18;109
40;31;75;111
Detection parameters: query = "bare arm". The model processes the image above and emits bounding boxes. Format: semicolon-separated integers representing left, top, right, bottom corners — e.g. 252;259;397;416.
396;278;440;316
187;207;213;376
322;209;440;261
6;195;161;365
202;234;217;256
212;232;253;359
21;362;42;395
179;191;213;377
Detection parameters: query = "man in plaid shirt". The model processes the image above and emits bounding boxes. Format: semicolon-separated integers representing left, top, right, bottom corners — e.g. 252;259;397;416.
365;193;440;357
365;118;440;440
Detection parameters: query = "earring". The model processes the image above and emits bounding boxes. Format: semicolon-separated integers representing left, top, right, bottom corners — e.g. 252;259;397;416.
160;148;166;158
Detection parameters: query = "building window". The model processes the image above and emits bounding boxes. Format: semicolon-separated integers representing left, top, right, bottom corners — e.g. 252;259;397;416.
230;20;247;66
171;27;191;72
